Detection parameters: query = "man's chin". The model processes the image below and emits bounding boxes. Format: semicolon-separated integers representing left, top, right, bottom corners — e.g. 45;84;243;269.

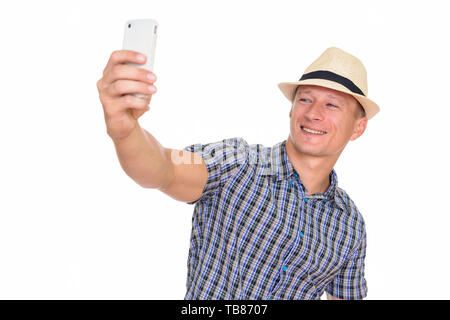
291;141;327;157
297;147;327;157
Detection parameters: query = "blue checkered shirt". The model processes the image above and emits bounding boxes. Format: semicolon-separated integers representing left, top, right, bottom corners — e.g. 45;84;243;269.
182;137;367;300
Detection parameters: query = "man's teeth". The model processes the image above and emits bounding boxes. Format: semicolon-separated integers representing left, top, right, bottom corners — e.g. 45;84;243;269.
302;127;326;134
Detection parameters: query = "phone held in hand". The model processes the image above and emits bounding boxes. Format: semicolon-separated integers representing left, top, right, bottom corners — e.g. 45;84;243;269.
122;19;158;99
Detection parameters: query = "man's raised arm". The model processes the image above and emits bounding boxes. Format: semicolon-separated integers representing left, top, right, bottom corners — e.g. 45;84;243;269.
97;50;207;203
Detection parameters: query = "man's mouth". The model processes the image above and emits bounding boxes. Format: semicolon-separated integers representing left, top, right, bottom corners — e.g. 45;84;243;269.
301;126;327;135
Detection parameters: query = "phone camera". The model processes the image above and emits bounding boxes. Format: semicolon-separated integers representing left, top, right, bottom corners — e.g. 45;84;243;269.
128;24;131;28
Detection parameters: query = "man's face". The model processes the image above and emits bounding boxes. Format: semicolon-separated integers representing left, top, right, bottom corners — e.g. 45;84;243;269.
288;85;367;157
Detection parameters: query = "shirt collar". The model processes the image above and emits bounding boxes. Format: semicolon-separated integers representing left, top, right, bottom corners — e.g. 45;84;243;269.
270;140;341;205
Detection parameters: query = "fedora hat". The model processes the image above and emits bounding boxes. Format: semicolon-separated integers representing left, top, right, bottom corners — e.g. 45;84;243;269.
278;47;380;119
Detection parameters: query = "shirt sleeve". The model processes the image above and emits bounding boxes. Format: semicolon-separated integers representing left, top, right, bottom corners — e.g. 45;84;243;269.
182;137;249;205
326;226;368;300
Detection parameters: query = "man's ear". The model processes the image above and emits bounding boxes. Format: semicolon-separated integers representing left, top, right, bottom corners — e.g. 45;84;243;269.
350;117;368;141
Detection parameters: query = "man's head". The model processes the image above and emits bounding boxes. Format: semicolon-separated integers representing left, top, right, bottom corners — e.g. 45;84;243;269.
279;47;380;121
288;84;368;158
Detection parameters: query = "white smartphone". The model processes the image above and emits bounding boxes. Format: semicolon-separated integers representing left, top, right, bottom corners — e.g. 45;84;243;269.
122;19;158;99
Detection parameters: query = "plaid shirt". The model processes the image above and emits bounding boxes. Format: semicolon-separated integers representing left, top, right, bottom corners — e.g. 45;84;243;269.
182;137;367;300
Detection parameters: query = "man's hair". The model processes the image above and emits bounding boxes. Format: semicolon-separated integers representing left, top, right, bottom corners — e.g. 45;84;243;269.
293;85;366;118
355;100;366;118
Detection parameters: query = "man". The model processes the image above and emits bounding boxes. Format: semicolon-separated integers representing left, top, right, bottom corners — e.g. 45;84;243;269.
97;47;379;300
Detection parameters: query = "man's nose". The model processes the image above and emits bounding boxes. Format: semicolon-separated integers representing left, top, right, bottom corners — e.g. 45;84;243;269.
304;102;324;121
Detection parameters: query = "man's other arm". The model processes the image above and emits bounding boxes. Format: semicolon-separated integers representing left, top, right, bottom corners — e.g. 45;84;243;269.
326;292;344;300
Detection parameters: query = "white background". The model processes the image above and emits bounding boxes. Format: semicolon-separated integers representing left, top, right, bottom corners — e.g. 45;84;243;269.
0;0;449;299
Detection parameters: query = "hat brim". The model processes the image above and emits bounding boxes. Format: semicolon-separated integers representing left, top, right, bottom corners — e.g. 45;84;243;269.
278;79;380;120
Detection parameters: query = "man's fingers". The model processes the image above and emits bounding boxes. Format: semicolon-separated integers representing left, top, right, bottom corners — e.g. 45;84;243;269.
108;79;156;98
121;94;151;108
103;50;147;76
105;63;156;86
105;94;150;117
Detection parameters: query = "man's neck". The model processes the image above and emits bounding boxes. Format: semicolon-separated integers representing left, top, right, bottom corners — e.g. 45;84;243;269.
285;137;340;196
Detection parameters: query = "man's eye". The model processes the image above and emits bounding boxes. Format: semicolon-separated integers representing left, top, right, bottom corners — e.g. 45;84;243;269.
327;103;338;108
299;98;309;102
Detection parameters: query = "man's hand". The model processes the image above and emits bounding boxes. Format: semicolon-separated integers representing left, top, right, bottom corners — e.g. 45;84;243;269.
326;292;344;300
97;50;158;140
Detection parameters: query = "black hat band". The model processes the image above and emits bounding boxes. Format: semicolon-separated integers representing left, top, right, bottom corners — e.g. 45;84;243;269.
299;70;365;96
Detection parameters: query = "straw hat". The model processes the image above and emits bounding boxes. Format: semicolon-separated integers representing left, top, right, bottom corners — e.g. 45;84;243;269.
278;47;379;119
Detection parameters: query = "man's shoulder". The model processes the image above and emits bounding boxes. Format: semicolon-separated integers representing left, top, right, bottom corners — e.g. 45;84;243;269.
221;137;272;154
182;137;277;175
200;137;275;164
183;136;249;153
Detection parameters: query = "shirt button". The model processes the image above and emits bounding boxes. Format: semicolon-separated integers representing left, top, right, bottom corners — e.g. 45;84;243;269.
299;232;304;237
289;181;294;186
304;198;309;203
282;266;288;271
294;173;299;178
323;199;327;203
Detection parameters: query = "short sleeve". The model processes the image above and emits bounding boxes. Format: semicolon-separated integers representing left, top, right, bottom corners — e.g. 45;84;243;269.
326;226;368;300
182;137;249;205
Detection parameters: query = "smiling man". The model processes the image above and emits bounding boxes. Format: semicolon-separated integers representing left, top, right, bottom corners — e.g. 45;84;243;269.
98;46;379;300
286;84;367;197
